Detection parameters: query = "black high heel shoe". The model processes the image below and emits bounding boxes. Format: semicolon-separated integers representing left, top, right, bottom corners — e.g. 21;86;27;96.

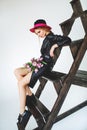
17;110;31;130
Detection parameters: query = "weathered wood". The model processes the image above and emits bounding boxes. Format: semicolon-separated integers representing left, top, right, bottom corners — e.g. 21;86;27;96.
43;71;65;81
54;100;87;123
60;11;87;36
60;17;75;36
70;39;83;59
33;94;87;130
81;11;87;34
33;96;50;121
35;78;47;98
43;35;87;130
33;128;39;130
53;47;61;63
33;100;87;130
32;1;87;130
73;70;87;88
42;70;87;88
33;127;40;130
53;81;62;95
60;0;87;35
70;0;83;15
68;35;87;80
28;104;45;128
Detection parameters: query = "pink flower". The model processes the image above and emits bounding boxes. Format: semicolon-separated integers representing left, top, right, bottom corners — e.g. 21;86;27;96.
32;61;37;66
41;64;43;67
39;57;43;61
28;67;32;72
37;57;43;62
25;64;30;68
24;57;47;73
31;58;35;62
35;68;38;73
36;63;41;68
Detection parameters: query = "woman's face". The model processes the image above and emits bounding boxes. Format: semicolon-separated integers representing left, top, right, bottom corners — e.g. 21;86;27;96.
35;28;46;38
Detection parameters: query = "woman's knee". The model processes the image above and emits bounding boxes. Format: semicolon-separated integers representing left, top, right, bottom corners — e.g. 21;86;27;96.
14;68;22;80
18;80;28;88
14;68;19;76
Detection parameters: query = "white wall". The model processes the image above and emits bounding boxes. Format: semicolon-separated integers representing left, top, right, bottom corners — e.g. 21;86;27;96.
0;0;87;130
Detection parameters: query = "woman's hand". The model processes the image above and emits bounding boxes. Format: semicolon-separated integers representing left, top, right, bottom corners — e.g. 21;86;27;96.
50;44;58;57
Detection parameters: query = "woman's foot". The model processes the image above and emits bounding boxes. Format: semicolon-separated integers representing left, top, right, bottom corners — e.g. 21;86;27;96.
17;110;31;130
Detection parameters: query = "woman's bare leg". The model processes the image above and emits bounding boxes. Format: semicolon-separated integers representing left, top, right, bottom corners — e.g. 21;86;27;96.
14;67;30;81
14;67;32;94
14;67;32;114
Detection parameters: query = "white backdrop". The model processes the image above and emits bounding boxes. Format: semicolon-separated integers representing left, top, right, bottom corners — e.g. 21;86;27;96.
0;0;87;130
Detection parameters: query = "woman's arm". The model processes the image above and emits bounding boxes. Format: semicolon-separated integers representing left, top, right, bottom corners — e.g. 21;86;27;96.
50;44;58;57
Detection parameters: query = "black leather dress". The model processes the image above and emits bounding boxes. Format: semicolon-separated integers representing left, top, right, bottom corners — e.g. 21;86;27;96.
29;32;71;88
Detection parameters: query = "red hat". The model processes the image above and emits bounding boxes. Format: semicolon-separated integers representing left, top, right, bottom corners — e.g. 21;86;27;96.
30;19;51;33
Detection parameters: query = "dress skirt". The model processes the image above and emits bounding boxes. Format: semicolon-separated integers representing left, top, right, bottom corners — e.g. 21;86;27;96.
28;64;51;88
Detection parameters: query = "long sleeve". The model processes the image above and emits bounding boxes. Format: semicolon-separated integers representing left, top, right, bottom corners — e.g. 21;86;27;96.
40;32;71;66
52;35;71;47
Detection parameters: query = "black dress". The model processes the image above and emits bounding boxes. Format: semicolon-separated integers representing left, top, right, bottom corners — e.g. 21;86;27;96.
29;32;71;88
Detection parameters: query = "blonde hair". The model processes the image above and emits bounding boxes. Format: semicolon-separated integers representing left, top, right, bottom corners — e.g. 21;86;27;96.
36;26;51;32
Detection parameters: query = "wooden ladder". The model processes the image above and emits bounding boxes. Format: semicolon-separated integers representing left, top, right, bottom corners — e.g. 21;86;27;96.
27;0;87;129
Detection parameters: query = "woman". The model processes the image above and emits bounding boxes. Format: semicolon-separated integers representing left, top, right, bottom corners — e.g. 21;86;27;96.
14;19;71;130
